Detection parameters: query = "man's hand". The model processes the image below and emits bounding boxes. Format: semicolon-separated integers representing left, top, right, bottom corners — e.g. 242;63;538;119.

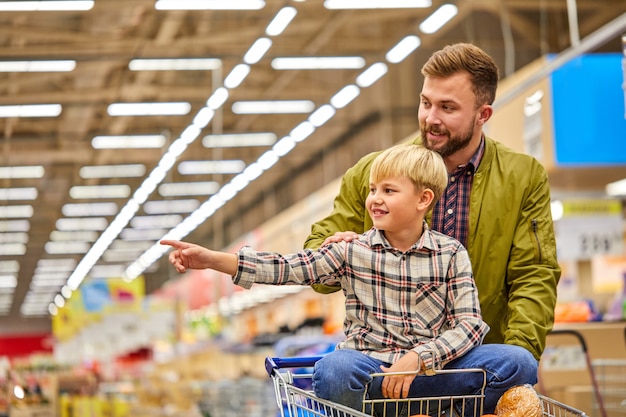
380;351;421;399
322;231;359;247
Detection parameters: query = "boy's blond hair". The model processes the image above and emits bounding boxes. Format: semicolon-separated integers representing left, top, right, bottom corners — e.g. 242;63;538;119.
370;143;448;210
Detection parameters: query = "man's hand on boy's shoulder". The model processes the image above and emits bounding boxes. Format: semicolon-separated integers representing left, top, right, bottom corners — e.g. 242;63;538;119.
322;231;360;246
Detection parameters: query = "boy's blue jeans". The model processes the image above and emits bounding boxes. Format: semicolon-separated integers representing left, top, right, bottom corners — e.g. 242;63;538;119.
311;344;538;417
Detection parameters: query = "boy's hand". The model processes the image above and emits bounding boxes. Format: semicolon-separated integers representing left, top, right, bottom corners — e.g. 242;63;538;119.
322;231;359;247
160;239;211;273
380;351;421;399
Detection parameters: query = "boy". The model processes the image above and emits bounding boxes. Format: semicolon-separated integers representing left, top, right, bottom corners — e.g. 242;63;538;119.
161;143;489;415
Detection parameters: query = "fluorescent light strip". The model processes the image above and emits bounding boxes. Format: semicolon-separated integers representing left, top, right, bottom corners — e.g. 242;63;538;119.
606;178;626;196
419;4;458;34
356;62;388;87
158;181;220;197
178;160;246;175
0;205;33;218
80;164;146;179
143;199;199;215
50;230;98;242
0;104;61;118
0;220;30;232
0;261;19;273
0;1;94;11
243;38;272;65
107;102;191;116
271;57;365;70
0;244;26;256
224;64;250;89
62;202;118;217
69;185;131;199
202;132;277;148
92;135;167;149
386;35;421;63
56;217;108;231
0;232;28;244
0;166;44;179
0;60;76;72
324;0;431;8
266;7;297;36
130;215;183;229
129;58;222;71
0;187;38;200
232;100;315;114
330;85;361;109
155;0;265;10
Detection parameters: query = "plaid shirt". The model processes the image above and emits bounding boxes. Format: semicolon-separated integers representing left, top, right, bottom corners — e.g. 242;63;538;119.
430;137;486;247
234;225;488;369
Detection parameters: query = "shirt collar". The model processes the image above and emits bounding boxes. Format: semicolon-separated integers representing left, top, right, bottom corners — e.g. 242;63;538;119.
462;135;485;173
366;222;439;252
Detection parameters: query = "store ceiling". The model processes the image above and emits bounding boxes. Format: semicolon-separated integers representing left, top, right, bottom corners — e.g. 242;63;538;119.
1;0;625;331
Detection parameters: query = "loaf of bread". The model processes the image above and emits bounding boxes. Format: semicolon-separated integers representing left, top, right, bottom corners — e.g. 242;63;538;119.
494;384;542;417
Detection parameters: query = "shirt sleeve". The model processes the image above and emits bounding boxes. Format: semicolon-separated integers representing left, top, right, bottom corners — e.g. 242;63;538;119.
232;245;346;289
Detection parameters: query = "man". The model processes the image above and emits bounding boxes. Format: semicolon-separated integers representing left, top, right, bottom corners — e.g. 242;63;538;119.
305;43;560;388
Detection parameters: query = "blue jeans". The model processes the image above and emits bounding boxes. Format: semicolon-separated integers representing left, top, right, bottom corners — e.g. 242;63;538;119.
312;345;538;417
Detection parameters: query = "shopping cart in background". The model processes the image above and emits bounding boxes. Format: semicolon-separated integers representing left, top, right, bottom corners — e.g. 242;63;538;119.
265;355;588;417
592;359;626;416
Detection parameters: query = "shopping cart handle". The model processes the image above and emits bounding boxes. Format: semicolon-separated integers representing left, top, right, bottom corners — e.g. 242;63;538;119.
548;329;588;353
265;356;325;376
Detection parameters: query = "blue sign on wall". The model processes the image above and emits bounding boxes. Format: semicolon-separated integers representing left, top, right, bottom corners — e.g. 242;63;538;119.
550;53;626;166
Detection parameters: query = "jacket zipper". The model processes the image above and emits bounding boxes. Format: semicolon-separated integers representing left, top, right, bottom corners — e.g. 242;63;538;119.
531;219;542;263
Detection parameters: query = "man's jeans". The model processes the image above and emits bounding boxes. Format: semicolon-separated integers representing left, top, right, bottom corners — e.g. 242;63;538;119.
312;345;538;417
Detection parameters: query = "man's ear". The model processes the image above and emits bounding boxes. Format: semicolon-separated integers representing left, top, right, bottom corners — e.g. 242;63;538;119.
476;104;493;126
417;189;435;211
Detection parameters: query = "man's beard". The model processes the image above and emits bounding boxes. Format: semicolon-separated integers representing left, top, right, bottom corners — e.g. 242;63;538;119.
421;119;475;158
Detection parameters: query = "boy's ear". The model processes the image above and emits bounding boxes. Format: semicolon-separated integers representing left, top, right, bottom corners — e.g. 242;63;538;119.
417;188;435;210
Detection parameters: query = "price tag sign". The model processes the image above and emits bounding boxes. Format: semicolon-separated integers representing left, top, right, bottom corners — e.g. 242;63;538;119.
555;199;624;261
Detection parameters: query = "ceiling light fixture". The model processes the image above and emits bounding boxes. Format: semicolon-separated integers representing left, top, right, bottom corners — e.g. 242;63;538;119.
107;102;191;116
69;185;131;199
223;64;251;89
0;60;76;72
0;166;44;179
0;205;33;218
0;1;94;11
309;105;336;127
158;181;220;197
143;199;200;214
79;164;146;179
356;62;388;87
91;135;167;149
55;217;108;231
129;58;222;71
155;0;265;10
0;187;38;200
324;0;431;9
243;38;273;65
386;35;421;63
203;132;277;148
419;4;458;34
0;104;61;118
178;160;246;175
0;220;30;232
232;100;315;114
330;85;361;109
271;56;365;70
61;202;118;217
265;6;297;36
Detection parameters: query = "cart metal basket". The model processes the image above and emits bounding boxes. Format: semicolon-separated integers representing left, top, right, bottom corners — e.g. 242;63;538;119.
265;355;588;417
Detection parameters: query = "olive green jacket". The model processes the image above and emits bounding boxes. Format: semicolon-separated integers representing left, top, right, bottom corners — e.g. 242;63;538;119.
304;136;560;361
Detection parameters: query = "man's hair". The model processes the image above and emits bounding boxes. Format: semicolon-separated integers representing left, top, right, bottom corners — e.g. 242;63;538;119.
370;143;448;209
421;42;499;106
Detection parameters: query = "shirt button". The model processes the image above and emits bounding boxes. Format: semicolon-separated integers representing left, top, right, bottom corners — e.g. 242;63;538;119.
450;177;456;182
466;171;472;176
447;209;453;215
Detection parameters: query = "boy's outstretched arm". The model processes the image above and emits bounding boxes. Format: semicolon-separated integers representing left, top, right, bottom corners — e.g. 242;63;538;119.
160;239;238;276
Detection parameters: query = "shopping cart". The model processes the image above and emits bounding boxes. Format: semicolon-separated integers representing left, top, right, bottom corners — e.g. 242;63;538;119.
265;355;589;417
